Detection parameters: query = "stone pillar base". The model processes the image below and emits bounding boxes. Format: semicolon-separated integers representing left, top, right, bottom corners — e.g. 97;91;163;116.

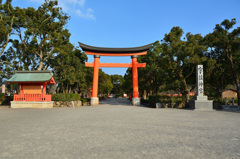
132;98;140;106
194;100;213;110
90;97;99;106
11;101;53;108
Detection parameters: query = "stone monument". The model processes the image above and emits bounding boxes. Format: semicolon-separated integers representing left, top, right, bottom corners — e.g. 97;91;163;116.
194;65;213;110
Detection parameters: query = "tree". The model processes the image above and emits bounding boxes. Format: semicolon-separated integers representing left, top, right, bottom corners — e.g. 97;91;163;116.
0;0;15;58
52;43;88;93
110;74;125;94
12;0;70;70
0;0;19;78
138;41;165;96
203;34;233;99
204;19;240;105
122;68;132;94
161;27;207;104
98;70;113;95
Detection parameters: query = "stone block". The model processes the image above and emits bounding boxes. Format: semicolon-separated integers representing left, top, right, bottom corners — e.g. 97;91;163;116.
194;100;213;110
195;96;208;100
156;103;161;108
11;101;53;108
132;98;140;106
76;101;82;107
90;97;99;106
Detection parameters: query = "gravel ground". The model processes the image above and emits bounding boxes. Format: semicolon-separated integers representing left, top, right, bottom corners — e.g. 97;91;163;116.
0;98;240;159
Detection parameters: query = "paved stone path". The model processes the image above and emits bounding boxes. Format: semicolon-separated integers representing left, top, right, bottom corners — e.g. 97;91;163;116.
0;98;240;159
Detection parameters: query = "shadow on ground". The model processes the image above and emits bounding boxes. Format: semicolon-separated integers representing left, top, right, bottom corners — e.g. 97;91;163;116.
99;98;132;106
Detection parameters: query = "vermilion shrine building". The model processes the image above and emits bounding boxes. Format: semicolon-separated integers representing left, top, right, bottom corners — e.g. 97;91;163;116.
79;42;152;106
7;70;56;108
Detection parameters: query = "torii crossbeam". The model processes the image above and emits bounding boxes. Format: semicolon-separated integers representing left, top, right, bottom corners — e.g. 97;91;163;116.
79;42;153;106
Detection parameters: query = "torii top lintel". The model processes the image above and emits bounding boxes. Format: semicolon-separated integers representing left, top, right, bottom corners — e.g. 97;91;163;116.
78;42;153;56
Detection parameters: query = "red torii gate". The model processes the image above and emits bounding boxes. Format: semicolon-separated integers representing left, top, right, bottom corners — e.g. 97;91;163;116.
79;42;152;105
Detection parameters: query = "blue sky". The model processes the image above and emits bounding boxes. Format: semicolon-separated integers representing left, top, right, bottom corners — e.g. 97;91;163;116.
12;0;240;76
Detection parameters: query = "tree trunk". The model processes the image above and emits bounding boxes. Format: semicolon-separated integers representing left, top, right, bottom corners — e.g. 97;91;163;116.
66;84;68;94
38;52;43;70
38;61;43;70
183;78;190;105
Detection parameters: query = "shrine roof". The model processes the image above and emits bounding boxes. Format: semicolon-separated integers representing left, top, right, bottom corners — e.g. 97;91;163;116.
78;42;153;56
7;70;55;83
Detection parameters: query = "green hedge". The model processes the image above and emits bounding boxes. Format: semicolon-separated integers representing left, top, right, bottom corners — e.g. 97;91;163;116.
52;93;81;102
0;93;5;104
141;99;149;104
148;95;185;107
115;94;122;98
81;98;90;103
0;93;13;105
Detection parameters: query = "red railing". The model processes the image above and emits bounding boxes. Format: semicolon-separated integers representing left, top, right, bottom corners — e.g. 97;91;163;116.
14;94;52;101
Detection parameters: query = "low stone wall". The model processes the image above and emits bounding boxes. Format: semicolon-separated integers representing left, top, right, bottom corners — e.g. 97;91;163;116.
53;100;82;107
11;101;53;108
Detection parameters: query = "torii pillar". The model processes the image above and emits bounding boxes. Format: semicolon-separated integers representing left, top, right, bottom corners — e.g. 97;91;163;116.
79;42;153;106
131;55;140;105
91;55;100;105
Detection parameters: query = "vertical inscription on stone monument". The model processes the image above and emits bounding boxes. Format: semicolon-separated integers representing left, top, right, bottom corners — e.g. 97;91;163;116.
197;65;204;96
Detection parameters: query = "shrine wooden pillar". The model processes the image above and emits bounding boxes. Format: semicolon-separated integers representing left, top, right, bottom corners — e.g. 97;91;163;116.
132;55;139;98
131;55;140;105
42;83;46;95
91;55;100;105
20;84;23;95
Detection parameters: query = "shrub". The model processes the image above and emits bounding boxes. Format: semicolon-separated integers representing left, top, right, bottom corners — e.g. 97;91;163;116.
141;99;149;104
149;95;187;108
0;93;6;105
115;94;122;98
0;94;13;105
52;93;81;102
81;98;90;103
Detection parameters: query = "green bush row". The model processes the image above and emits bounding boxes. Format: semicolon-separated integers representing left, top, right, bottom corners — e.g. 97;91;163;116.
148;95;191;107
0;93;13;105
52;93;81;102
81;98;90;103
115;94;122;98
140;99;149;104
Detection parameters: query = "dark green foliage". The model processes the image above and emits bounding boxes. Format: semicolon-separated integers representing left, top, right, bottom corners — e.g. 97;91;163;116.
115;94;122;98
110;74;124;94
52;43;88;93
0;93;13;105
98;69;113;94
140;99;149;104
148;95;186;107
81;98;90;103
52;93;81;102
0;93;5;104
204;18;240;105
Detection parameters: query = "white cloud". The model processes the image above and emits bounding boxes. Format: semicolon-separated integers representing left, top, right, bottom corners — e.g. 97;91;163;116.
27;0;95;20
75;8;95;20
28;0;44;3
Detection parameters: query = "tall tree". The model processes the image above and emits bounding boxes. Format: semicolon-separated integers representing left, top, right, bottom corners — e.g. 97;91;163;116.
98;70;113;95
13;0;70;70
0;0;15;58
138;41;165;96
0;0;18;78
52;43;88;93
205;19;240;105
110;74;125;94
161;27;207;104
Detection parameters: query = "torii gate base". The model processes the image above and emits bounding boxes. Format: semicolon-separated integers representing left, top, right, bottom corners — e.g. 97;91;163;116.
79;42;152;106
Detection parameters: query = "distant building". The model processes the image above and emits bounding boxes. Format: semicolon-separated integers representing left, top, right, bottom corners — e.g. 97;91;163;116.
221;89;237;99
